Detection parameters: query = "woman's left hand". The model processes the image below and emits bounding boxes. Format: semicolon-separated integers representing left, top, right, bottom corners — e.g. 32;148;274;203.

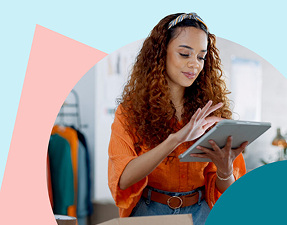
190;136;248;177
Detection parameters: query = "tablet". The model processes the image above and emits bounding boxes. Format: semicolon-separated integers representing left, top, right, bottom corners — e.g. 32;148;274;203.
178;119;271;162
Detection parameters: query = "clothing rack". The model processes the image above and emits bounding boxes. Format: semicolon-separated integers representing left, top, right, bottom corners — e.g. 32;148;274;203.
57;89;82;130
51;89;92;225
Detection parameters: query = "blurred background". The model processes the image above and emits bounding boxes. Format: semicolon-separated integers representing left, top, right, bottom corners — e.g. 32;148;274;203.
48;37;287;224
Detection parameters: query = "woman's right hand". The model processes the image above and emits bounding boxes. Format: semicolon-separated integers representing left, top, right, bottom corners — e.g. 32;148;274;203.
174;100;224;145
119;100;223;190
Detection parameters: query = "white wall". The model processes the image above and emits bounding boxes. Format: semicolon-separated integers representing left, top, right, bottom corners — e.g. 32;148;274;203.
217;38;287;170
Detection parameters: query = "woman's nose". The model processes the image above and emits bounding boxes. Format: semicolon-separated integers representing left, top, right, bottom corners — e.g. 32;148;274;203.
187;57;199;68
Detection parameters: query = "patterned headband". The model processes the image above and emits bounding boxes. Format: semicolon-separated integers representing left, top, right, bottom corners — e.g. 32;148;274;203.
168;13;209;31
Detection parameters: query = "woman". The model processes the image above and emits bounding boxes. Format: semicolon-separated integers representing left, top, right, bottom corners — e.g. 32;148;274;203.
108;13;247;224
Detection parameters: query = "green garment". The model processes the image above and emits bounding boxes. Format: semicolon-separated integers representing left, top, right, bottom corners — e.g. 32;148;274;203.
48;134;74;215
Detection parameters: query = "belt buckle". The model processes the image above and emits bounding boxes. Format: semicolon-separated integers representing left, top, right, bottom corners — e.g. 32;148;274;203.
167;196;183;209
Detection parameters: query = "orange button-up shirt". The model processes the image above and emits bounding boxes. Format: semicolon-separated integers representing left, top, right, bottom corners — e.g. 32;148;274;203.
108;105;246;217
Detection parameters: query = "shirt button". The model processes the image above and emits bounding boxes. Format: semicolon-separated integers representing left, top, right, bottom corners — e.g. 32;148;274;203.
181;174;186;178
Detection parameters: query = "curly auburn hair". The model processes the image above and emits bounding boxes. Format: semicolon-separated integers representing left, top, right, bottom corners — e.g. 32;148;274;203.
117;13;232;153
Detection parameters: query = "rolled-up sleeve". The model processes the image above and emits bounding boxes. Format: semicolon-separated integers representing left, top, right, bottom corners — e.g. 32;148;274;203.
108;105;148;217
203;153;246;208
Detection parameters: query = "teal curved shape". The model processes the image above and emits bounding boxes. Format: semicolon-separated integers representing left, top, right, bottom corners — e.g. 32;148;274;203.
206;161;287;225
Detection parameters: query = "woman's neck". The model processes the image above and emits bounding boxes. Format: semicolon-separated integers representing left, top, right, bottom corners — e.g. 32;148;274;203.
169;86;185;107
169;85;185;121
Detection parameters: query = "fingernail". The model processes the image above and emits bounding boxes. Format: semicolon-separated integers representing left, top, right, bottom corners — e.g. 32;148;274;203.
208;140;213;143
196;146;201;149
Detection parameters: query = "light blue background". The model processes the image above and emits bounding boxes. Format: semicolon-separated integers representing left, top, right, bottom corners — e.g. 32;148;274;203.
0;1;286;223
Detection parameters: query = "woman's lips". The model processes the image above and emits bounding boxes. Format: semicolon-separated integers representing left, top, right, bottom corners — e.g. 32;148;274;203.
182;72;196;79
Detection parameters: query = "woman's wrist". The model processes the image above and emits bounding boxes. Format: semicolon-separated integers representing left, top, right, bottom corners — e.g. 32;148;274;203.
167;133;182;150
216;168;233;180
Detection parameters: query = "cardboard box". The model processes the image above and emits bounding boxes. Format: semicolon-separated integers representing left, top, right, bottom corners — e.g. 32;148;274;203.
54;214;77;225
96;214;193;225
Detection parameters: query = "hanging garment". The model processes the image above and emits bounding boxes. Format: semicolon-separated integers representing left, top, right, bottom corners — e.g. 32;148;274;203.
47;155;53;208
52;125;79;218
77;141;88;225
48;134;74;215
71;126;93;216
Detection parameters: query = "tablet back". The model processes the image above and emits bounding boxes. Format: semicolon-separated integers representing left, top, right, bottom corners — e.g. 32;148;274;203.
178;120;271;162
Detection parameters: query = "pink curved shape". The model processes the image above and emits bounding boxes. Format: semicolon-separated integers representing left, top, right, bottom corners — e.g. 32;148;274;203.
0;25;107;224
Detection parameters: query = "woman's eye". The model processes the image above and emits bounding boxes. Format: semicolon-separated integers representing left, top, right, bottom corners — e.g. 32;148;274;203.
198;56;206;61
179;53;189;57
